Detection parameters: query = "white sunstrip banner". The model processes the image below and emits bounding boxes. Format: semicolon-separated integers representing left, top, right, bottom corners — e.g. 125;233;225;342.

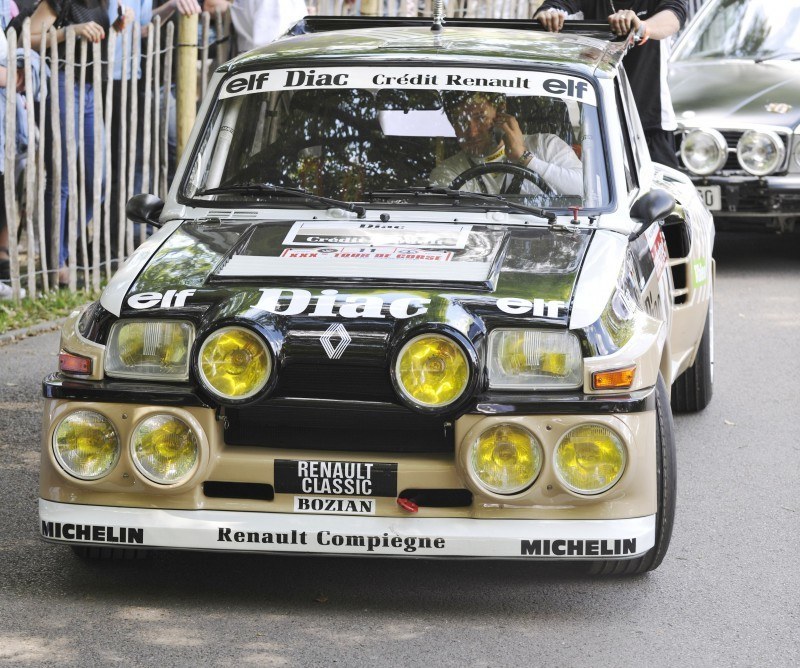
218;66;598;107
40;500;655;558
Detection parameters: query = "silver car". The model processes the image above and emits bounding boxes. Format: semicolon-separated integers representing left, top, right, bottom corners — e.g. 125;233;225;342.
669;0;800;233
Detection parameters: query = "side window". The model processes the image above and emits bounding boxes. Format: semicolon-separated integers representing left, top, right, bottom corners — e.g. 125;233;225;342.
614;81;638;194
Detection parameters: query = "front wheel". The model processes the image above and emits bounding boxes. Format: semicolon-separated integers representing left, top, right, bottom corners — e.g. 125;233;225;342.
589;374;676;575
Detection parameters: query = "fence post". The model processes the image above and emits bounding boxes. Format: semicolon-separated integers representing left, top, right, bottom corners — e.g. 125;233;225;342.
361;0;380;15
104;28;118;280
37;27;50;292
22;21;37;298
126;22;141;259
176;13;198;161
48;30;62;290
161;22;175;199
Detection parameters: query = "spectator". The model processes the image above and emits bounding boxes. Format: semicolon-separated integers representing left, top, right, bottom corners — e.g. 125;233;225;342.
0;12;17;299
1;2;34;299
229;0;306;55
535;0;687;167
106;0;150;262
30;0;112;287
152;0;228;184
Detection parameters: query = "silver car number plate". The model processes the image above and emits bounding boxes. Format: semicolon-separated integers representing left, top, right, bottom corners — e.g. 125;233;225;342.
696;185;721;211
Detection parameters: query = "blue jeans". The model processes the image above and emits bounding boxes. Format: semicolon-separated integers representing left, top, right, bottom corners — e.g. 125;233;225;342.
44;70;105;269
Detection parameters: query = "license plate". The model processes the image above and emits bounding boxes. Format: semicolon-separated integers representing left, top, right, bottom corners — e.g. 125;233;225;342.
274;459;398;497
696;185;721;211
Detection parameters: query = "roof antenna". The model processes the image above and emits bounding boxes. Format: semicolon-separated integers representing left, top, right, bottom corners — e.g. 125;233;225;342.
431;0;445;32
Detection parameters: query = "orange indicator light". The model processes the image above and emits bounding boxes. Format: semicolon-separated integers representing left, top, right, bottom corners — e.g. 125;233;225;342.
592;366;635;390
59;352;93;375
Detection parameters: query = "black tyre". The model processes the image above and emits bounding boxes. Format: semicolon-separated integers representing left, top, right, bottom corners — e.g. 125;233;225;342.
590;375;676;575
71;545;150;561
671;300;714;413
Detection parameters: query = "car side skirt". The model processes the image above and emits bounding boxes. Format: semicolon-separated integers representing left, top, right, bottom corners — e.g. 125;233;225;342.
39;499;655;559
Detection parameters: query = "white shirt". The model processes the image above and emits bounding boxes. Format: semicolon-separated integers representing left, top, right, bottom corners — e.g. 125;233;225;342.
431;133;583;196
230;0;307;55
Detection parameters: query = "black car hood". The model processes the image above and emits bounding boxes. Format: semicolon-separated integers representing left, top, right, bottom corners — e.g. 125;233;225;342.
122;219;593;330
669;60;800;128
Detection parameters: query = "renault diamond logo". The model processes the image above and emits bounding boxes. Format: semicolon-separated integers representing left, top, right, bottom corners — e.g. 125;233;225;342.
320;323;352;360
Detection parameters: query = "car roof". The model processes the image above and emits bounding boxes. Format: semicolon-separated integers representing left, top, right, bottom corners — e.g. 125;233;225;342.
224;22;627;80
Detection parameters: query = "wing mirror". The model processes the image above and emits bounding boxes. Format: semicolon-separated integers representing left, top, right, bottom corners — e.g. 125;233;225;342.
126;193;165;228
628;189;675;240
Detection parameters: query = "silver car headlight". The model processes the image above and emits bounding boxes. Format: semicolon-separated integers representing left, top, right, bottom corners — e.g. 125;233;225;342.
105;320;195;381
488;329;583;390
679;129;728;176
737;130;785;176
794;139;800;171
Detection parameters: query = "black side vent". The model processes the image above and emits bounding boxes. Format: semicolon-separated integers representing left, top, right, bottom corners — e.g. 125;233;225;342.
400;488;473;508
204;481;275;501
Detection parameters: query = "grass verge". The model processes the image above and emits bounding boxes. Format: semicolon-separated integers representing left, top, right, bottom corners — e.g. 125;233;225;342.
0;289;100;335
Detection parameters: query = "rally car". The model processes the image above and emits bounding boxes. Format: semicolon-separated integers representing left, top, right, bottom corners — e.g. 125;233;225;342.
40;15;714;574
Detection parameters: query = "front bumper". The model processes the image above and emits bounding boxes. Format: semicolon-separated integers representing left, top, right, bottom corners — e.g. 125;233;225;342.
39;499;655;559
692;174;800;223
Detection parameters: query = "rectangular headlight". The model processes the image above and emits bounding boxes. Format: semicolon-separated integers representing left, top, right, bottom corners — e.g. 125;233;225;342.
105;320;195;381
488;329;583;390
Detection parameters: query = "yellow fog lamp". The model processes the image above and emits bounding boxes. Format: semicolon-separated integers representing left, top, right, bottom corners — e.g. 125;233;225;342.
554;424;626;495
393;333;471;410
198;326;273;401
52;410;120;480
470;424;543;495
592;366;636;390
131;414;199;485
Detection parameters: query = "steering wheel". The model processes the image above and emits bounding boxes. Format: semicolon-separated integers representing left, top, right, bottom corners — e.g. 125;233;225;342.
449;162;556;195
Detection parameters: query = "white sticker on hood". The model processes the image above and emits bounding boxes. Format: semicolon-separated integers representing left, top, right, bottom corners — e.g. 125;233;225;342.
281;247;453;262
282;221;472;249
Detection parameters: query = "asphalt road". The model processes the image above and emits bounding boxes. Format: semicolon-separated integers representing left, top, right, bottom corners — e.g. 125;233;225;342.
1;232;798;667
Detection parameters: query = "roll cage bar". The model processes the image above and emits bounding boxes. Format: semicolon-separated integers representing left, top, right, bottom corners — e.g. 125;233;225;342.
289;16;621;41
287;16;635;69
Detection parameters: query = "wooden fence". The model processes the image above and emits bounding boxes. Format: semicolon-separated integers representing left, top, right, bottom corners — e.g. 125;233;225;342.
1;1;543;301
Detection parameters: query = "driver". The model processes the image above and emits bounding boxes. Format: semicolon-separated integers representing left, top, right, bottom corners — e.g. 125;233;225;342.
431;92;583;196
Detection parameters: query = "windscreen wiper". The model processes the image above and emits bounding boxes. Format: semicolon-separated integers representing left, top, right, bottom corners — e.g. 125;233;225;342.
198;183;366;218
366;186;556;223
754;52;800;63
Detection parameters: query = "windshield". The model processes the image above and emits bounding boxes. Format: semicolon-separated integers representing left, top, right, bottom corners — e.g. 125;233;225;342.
184;66;608;210
673;0;800;61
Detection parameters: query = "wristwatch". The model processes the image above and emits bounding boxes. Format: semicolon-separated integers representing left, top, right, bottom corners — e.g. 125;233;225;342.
518;149;534;166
